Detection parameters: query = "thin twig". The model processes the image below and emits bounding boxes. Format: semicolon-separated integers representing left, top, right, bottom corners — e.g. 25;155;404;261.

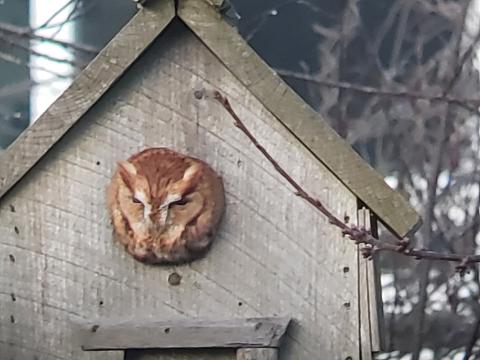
0;36;86;69
275;69;480;113
0;21;98;55
33;0;77;31
0;50;73;80
194;88;480;269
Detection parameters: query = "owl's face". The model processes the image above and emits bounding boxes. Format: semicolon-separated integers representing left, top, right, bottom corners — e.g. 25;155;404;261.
106;148;225;264
116;160;197;231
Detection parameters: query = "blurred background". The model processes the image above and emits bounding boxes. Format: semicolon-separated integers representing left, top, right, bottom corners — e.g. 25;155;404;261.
1;0;480;359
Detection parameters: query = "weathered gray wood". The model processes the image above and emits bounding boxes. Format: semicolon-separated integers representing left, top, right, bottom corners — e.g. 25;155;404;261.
237;348;278;360
0;22;360;360
203;0;225;7
356;207;385;357
78;317;290;351
0;0;175;200
368;256;383;353
0;0;422;243
125;349;235;360
178;0;421;239
357;208;373;360
366;212;385;352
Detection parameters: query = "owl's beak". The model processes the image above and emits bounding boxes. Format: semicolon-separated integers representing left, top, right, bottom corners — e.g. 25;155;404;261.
133;191;152;220
154;193;182;227
156;207;169;227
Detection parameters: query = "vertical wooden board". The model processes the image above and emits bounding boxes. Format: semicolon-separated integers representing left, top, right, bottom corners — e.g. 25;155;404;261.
357;208;383;357
125;349;235;360
366;213;385;353
0;22;360;359
368;257;383;353
357;208;373;360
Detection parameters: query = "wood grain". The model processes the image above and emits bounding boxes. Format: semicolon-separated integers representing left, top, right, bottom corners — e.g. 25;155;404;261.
0;21;361;360
178;0;421;239
365;210;385;352
0;0;175;200
356;207;384;357
125;349;235;360
357;208;373;360
203;0;225;7
237;348;278;360
77;317;290;350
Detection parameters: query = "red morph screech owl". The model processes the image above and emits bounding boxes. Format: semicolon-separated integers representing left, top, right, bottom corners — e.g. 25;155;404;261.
106;148;225;265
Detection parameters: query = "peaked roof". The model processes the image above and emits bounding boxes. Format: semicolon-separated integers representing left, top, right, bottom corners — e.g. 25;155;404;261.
0;0;421;238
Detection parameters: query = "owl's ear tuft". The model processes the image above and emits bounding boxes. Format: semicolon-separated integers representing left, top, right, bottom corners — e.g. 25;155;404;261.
117;160;137;191
118;160;137;175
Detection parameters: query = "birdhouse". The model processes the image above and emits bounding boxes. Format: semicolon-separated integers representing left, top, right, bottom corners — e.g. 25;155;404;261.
0;1;421;359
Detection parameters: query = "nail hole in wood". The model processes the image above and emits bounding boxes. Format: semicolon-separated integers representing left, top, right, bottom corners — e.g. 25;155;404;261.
193;90;204;99
343;266;350;273
9;254;15;263
10;315;15;323
96;161;101;166
99;300;104;306
164;328;170;334
168;272;182;286
9;204;15;212
343;301;351;309
11;293;16;302
14;226;19;234
345;357;353;360
254;322;262;330
238;301;243;306
91;325;99;332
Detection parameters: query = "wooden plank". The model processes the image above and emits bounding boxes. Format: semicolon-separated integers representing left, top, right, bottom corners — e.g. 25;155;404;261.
357;208;373;360
125;349;235;360
203;0;225;7
0;23;361;359
178;0;422;239
357;207;385;356
366;211;386;352
237;348;278;360
0;0;175;200
367;255;383;353
77;317;291;351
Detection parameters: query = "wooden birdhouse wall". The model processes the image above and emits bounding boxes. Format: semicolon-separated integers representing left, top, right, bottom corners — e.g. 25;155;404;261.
0;20;366;359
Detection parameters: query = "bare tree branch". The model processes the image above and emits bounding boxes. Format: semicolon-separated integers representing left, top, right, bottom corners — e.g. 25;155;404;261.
194;88;480;268
0;21;98;55
0;35;86;69
275;69;480;113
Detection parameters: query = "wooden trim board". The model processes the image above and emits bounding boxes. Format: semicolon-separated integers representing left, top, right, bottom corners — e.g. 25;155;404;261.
0;0;175;199
76;317;291;351
178;0;421;238
367;210;386;352
357;207;384;356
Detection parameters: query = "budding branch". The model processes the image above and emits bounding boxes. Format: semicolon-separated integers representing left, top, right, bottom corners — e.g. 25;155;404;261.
194;88;480;273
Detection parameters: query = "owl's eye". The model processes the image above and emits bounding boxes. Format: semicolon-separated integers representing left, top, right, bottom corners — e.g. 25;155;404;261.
171;198;188;206
132;197;143;204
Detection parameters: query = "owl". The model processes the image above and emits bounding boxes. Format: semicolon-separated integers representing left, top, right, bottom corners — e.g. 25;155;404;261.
106;148;225;264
